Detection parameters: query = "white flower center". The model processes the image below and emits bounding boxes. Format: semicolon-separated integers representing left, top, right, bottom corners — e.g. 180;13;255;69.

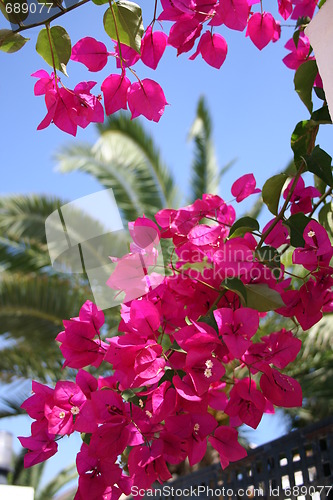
204;368;212;378
71;406;80;415
59;411;66;419
205;359;213;369
193;423;200;433
145;410;153;418
308;230;315;237
139;399;144;408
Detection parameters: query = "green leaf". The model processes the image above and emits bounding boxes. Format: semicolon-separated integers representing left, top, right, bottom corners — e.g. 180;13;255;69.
311;105;332;125
318;202;333;236
221;278;247;304
103;1;144;54
92;0;109;4
291;120;317;168
0;29;29;53
294;60;318;113
229;216;259;238
81;433;91;445
36;26;71;74
314;87;326;101
255;246;281;279
262;174;288;215
283;213;313;247
304;145;333;187
244;284;284;312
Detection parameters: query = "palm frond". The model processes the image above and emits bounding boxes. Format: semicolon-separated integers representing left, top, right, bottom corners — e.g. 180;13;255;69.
0;274;91;382
0;380;31;418
56;114;178;222
36;463;77;500
188;96;220;202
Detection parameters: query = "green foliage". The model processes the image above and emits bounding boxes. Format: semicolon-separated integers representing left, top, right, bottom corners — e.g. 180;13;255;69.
262;173;288;215
188;96;222;202
229;216;259;238
103;1;144;53
0;29;29;53
304;145;333;187
283;213;312;247
291;120;318;168
294;60;318;113
221;278;247;305
244;283;284;311
319;202;333;236
36;26;71;75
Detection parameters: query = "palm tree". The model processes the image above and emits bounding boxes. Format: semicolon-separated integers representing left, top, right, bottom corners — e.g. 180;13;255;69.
8;449;77;500
0;97;229;391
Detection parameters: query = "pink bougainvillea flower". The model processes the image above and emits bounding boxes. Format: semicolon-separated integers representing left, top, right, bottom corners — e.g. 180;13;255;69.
231;173;261;202
261;329;302;369
292;221;333;271
128;440;172;489
210;0;249;31
31;69;58;95
168;18;202;55
113;42;141;68
282;34;314;70
214;307;259;358
33;72;104;135
101;72;131;115
283;176;320;214
209;426;247;469
70;81;104;129
172;0;196;14
18;425;58;468
128;79;168;122
291;0;317;20
260;367;302;407
262;219;289;248
190;31;228;69
128;216;161;249
246;12;276;50
71;37;109;72
278;0;293;19
225;378;266;429
141;27;168;70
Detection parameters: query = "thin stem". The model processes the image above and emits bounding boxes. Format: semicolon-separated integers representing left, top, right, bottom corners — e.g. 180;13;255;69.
310;186;333;216
109;0;123;71
257;165;305;249
45;23;58;88
13;0;90;34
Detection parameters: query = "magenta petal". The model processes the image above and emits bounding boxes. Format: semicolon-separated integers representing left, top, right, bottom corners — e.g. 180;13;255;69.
128;79;168;123
71;37;109;72
141;27;168;70
101;73;131;115
247;12;275;50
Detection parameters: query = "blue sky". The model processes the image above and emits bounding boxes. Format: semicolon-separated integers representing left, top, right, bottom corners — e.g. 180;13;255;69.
0;0;332;493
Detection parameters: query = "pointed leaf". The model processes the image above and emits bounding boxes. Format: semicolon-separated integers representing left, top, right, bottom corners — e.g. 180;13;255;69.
304;145;333;187
244;284;284;311
103;1;144;54
283;213;313;247
0;29;29;53
294;60;318;113
262;174;288;215
221;277;247;304
36;26;71;74
229;216;259;237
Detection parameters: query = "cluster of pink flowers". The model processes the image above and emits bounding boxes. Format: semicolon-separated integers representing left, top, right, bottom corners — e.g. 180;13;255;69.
32;0;321;134
19;173;333;499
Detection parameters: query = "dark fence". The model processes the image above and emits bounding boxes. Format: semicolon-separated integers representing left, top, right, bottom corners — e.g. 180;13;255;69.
141;416;333;500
